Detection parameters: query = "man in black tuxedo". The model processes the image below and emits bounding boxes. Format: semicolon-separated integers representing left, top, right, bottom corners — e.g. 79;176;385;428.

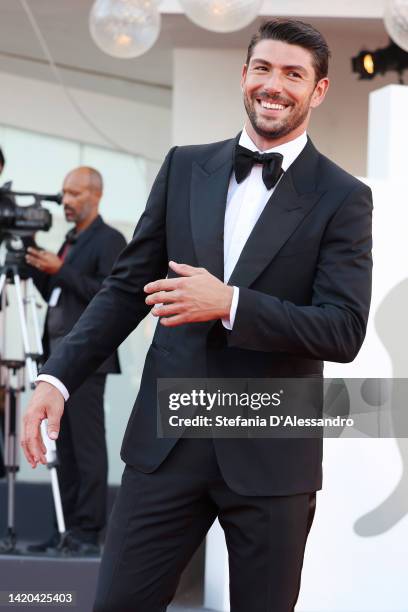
22;20;372;610
25;167;126;553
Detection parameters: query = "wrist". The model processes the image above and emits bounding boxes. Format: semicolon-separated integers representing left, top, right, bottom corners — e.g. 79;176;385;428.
51;261;63;275
221;284;234;319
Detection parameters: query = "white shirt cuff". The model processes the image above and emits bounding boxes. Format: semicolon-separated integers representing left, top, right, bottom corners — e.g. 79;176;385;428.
222;286;239;330
36;374;70;401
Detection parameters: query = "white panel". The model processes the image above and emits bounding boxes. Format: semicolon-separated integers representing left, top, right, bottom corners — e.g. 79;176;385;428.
81;144;147;224
1;124;79;195
173;49;245;146
299;187;408;612
368;85;408;180
0;71;171;163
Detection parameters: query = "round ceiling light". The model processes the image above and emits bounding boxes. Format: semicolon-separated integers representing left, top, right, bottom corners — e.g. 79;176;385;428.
89;0;161;59
179;0;263;33
384;0;408;53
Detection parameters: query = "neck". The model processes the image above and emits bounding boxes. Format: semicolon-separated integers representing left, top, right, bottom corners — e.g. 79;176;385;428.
75;211;98;234
244;120;307;151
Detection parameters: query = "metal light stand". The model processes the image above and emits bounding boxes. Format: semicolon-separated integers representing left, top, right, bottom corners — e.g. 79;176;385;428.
0;257;66;554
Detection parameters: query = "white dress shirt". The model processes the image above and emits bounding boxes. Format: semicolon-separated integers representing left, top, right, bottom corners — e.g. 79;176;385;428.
222;127;308;329
37;128;307;401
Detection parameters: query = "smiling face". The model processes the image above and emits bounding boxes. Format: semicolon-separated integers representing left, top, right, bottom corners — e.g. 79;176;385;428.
241;39;329;150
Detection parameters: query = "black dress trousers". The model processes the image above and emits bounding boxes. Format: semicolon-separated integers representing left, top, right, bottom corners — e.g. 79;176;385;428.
94;437;316;612
56;373;108;536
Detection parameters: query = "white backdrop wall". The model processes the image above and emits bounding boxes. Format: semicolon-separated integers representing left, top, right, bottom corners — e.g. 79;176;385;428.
0;64;172;485
0;70;171;190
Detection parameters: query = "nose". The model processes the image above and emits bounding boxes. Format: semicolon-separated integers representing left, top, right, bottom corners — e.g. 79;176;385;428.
263;69;284;94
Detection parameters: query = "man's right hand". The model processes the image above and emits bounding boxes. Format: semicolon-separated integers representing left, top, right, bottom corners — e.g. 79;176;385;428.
21;382;65;468
25;247;63;275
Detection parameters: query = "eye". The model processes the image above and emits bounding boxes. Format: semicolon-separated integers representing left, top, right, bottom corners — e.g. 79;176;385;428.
288;71;301;78
253;65;268;71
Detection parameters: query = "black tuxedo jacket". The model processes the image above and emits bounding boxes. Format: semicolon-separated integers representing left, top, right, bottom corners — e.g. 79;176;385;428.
41;137;373;495
31;215;126;375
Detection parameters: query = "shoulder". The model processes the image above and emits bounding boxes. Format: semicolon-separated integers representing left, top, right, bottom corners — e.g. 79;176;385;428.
312;151;373;225
317;152;370;195
171;137;236;164
97;219;126;245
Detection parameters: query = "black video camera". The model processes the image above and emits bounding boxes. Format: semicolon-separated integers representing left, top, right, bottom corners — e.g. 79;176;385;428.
0;182;62;240
0;182;62;275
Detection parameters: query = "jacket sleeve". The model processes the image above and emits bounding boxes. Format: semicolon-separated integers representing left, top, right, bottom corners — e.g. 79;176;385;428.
23;236;52;302
53;231;127;303
40;147;176;394
227;184;373;363
29;267;52;302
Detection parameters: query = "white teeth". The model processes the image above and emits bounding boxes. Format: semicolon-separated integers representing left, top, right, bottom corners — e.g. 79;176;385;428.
260;101;286;110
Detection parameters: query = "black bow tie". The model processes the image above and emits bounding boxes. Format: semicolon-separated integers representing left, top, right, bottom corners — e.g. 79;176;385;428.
234;144;284;190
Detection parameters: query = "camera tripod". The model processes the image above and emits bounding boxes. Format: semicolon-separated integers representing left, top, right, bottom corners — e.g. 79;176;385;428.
0;246;66;553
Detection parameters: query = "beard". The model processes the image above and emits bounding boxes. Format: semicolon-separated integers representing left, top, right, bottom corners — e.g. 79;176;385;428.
64;207;78;223
64;202;91;224
243;90;313;141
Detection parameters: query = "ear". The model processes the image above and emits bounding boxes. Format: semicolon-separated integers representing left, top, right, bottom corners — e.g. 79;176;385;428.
90;189;102;206
240;63;248;90
310;77;330;109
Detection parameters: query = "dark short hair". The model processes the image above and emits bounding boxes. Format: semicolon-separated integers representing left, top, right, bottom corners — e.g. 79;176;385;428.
246;18;331;83
0;147;4;170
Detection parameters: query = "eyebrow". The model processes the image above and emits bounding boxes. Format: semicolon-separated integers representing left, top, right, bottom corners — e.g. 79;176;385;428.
62;188;81;194
249;58;308;74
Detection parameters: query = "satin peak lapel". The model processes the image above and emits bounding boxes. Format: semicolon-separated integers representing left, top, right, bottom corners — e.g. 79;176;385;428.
190;138;236;280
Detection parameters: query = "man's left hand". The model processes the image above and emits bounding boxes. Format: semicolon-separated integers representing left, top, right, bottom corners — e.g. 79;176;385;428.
26;247;63;275
144;261;233;327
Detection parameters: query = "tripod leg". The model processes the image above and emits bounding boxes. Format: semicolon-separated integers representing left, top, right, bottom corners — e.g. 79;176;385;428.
26;278;43;359
0;372;18;553
0;272;7;297
13;272;37;383
12;273;67;546
0;272;7;362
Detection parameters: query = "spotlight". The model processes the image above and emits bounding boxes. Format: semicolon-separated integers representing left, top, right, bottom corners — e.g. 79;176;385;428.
351;41;408;82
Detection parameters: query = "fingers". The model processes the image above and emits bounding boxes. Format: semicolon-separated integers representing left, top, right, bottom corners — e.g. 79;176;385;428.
25;255;42;269
151;302;183;317
26;248;50;259
144;278;181;296
21;440;41;468
145;262;209;325
21;383;64;468
26;248;46;261
169;261;206;276
47;418;60;441
160;314;189;327
20;438;35;467
144;262;206;296
26;248;45;269
26;247;41;256
21;413;47;468
145;289;181;306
